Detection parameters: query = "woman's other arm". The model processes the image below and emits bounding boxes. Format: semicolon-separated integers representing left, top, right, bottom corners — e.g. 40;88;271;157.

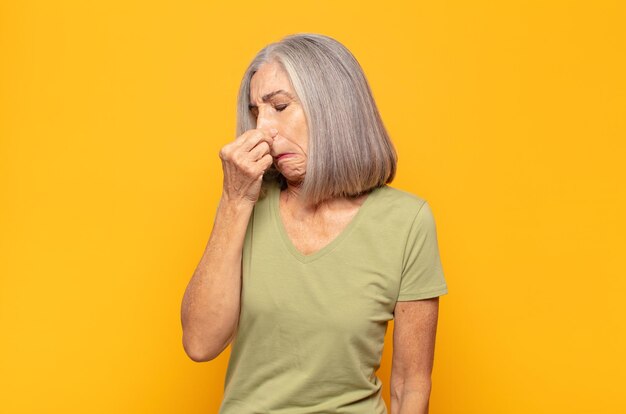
390;297;440;414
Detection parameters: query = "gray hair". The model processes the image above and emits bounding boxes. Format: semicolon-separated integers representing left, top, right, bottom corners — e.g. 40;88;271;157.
236;33;397;205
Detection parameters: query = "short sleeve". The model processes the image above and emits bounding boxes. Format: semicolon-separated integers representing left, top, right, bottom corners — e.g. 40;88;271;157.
397;200;449;301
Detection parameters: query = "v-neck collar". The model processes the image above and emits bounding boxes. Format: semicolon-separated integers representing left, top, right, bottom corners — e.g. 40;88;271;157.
269;181;381;264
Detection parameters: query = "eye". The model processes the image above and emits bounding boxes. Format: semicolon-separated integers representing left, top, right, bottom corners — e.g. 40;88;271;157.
275;104;288;112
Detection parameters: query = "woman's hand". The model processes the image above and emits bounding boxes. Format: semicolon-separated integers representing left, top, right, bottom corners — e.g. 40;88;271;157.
219;127;278;205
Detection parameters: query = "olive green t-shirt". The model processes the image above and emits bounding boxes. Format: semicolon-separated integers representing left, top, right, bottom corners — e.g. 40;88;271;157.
219;180;448;414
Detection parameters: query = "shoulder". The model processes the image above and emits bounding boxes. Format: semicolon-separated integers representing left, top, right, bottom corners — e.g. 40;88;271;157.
357;185;431;240
371;184;428;217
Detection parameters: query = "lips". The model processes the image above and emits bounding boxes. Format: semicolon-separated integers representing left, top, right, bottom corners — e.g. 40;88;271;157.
276;153;295;160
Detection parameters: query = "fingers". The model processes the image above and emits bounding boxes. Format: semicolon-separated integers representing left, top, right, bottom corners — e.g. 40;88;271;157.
254;153;274;174
237;128;278;153
218;127;277;182
249;131;276;176
248;140;271;162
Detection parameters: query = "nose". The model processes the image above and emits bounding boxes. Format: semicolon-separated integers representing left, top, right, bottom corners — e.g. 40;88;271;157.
255;106;277;131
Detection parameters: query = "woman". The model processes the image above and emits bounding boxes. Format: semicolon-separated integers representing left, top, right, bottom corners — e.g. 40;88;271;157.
181;33;448;414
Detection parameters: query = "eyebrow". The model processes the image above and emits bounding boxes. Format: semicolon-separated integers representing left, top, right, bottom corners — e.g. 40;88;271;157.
248;89;294;110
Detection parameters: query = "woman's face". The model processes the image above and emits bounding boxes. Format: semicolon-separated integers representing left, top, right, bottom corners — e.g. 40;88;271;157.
249;61;308;185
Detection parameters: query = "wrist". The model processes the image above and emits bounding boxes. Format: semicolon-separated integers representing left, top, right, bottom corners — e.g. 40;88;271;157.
219;194;255;213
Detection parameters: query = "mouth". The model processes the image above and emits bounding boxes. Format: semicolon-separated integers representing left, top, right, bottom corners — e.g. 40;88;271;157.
276;153;296;160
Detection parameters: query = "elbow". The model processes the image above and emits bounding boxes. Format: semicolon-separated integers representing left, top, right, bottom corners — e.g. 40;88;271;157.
182;334;218;363
185;348;214;363
181;322;236;362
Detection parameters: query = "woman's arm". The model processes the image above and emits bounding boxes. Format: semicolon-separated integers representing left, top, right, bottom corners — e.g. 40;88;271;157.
390;297;440;414
180;198;253;362
180;127;276;362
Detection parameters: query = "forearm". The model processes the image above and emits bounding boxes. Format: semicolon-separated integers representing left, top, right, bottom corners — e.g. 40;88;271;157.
181;196;253;361
391;379;432;414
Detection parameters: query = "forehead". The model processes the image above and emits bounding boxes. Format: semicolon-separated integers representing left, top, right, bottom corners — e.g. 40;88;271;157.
249;62;294;100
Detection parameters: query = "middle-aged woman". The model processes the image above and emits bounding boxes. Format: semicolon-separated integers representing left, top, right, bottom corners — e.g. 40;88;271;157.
181;33;449;414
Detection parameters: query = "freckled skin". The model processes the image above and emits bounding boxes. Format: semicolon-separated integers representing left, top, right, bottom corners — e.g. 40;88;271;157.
249;61;309;192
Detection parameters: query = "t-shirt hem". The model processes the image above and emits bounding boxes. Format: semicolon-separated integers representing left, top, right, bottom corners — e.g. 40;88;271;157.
396;284;448;301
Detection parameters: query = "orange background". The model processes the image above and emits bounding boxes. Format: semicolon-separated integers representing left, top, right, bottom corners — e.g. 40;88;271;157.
1;1;624;413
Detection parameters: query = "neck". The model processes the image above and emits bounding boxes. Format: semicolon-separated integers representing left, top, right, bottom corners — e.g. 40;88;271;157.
281;181;370;219
283;181;321;214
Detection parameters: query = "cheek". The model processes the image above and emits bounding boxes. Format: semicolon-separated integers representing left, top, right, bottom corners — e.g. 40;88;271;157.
280;114;308;146
293;113;309;148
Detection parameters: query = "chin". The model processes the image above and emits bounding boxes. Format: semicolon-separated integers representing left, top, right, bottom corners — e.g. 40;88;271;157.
280;171;305;183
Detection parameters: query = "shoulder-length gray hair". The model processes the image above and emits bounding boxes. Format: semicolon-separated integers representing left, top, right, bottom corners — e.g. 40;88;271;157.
236;33;397;205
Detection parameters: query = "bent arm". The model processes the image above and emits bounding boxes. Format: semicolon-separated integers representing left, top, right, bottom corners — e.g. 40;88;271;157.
180;196;253;362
